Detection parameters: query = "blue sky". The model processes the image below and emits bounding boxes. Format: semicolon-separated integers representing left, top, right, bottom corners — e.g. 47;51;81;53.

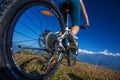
53;0;120;53
10;0;120;54
78;0;120;53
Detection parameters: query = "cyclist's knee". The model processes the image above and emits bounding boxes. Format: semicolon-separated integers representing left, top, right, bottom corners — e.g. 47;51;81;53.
71;26;80;35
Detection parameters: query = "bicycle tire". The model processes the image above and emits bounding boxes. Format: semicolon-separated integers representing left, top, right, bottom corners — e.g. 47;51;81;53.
67;51;77;66
0;0;65;80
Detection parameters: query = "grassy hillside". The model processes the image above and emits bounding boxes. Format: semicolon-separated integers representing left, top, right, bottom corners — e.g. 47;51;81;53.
51;60;120;80
14;53;120;80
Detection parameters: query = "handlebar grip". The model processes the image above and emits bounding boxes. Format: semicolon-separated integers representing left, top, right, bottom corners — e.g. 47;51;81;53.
80;26;87;29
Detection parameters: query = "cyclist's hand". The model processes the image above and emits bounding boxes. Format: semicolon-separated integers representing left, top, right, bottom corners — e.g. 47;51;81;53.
84;24;89;29
80;24;89;29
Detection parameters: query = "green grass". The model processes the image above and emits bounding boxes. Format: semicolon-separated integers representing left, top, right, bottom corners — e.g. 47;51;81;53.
21;50;32;55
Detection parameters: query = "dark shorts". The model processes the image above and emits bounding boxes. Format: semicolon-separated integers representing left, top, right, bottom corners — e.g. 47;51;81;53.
59;0;81;26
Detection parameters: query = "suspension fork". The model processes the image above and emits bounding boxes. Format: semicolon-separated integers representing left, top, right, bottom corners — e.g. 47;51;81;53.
56;13;70;52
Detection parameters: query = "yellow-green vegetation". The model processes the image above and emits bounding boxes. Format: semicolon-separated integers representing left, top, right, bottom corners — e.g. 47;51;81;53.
51;59;120;80
14;53;120;80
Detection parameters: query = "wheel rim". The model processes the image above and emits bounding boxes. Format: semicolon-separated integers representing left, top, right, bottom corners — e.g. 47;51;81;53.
7;2;62;77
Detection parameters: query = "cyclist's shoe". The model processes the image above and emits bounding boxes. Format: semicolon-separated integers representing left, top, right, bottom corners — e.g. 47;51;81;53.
67;31;78;53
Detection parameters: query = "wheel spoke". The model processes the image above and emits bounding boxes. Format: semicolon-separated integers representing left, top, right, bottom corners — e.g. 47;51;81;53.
20;21;39;36
31;8;44;32
24;13;41;34
12;39;38;43
14;30;36;40
27;41;38;47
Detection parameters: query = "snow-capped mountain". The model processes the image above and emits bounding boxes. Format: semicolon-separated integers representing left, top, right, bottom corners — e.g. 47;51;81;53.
78;49;120;71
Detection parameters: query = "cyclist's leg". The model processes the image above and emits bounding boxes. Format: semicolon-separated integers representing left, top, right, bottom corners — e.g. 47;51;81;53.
71;26;80;35
59;0;67;25
66;0;81;66
70;0;81;35
67;0;81;51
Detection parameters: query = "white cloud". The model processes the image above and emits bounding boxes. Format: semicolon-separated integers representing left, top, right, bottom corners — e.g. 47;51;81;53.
78;49;120;56
78;49;95;54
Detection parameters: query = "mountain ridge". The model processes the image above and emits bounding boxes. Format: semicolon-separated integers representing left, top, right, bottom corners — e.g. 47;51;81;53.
78;52;120;71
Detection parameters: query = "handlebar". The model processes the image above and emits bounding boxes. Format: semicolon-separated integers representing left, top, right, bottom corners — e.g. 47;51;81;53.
79;26;88;29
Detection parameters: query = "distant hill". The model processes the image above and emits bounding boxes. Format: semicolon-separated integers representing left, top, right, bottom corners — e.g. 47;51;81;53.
77;51;120;71
14;53;120;80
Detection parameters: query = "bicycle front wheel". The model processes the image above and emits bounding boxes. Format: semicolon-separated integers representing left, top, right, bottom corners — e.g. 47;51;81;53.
0;0;65;80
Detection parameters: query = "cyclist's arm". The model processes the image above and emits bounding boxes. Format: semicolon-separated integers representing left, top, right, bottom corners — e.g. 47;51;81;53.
80;0;89;28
